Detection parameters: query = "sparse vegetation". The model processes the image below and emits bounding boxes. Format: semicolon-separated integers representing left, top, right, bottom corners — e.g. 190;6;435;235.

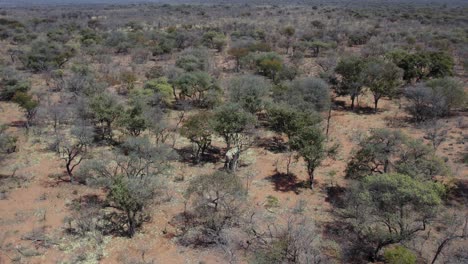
0;1;466;263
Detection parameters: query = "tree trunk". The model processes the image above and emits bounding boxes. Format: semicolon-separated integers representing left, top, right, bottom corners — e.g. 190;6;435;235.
308;168;315;189
127;211;136;237
326;102;332;139
350;95;355;110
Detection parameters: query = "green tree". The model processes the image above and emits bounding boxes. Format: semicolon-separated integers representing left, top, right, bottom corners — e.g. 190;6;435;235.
183;171;246;245
267;104;321;140
143;77;173;105
290;125;335;189
335;56;365;109
426;77;466;115
175;47;211;72
346;129;448;180
361;58;403;112
13;91;38;128
21;40;75;72
213;103;256;171
82;137;173;237
228;46;249;72
89;94;124;141
174;71;221;108
0;67;30;101
344;173;444;260
180;111;214;163
273;77;331;112
387;50;454;83
228;75;271;114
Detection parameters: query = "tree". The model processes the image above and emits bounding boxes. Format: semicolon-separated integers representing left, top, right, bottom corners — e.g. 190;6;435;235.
21;40;75;72
387;50;454;83
202;31;226;52
89;93;124;141
404;84;439;122
273;77;331;112
335;56;365;109
243;52;283;82
280;26;295;54
344;173;444;260
251;215;324;264
182;170;246;245
360;58;403;112
228;46;249;72
0;125;17;160
267;105;322;174
143;77;173;105
180;111;214;163
0;67;30;101
213;103;256;171
82;136;173;237
228;75;271;114
174;71;221;108
346;129;448;180
308;41;331;57
423;120;448;150
58;123;93;182
426;77;466;116
290;125;335;189
175;47;211;72
404;78;466;122
12;91;38;129
267;105;321;140
430;210;468;264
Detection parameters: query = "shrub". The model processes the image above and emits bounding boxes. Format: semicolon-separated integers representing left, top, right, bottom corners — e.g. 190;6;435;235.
383;246;416;264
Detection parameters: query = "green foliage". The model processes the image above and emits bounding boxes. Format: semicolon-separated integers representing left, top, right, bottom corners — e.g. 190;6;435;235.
346;129;448;180
176;48;211;72
426;77;466;114
0;68;30;101
80;28;102;46
13;91;38;126
213;103;256;149
180;111;214;163
290;125;332;188
202;31;227;52
144;77;173;105
360;58;403;111
21;40;75;72
243;52;283;82
345;173;444;259
152;35;176;56
383;246;417;264
404;77;466;121
335;55;366;109
174;71;221;108
387;50;454;82
273;77;330;112
89;94;124;141
228;75;271;114
267;104;321;140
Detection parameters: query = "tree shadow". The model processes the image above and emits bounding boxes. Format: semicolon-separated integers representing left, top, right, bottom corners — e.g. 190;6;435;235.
266;173;307;194
448;179;468;206
256;136;288;153
325;185;347;208
174;145;222;165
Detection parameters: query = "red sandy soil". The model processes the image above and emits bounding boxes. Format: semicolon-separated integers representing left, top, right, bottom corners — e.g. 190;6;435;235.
0;93;466;263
